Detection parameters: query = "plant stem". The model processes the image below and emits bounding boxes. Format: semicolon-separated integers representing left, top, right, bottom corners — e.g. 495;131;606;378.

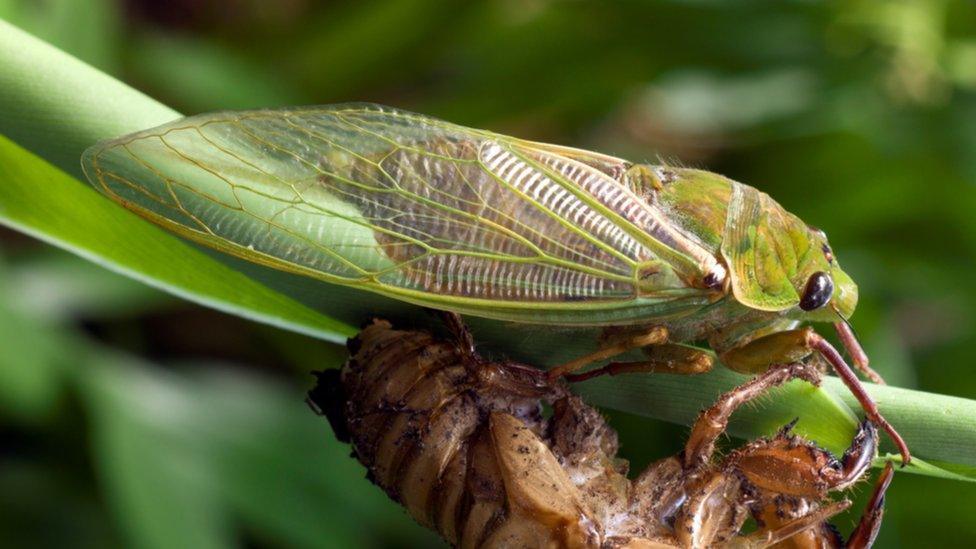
0;18;179;178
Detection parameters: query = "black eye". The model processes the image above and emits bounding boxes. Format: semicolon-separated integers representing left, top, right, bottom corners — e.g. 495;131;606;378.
800;272;834;311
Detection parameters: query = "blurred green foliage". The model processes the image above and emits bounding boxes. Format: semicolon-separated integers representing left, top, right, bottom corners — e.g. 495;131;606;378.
2;0;976;547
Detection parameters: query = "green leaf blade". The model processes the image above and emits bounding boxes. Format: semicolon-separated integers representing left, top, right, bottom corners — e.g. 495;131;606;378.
0;18;176;178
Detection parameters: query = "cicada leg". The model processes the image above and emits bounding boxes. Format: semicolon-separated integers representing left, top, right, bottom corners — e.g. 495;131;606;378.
562;343;713;382
545;326;670;381
835;320;887;385
714;326;911;465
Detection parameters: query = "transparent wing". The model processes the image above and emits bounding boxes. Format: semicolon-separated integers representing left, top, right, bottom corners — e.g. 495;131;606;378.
82;103;707;307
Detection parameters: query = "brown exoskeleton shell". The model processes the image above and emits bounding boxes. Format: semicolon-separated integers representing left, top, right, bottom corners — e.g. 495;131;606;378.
307;318;893;549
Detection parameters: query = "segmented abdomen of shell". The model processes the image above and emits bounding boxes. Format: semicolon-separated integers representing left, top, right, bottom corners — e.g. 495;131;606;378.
308;319;625;548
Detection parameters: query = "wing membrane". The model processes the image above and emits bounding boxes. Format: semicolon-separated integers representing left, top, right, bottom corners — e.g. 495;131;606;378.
82;104;707;310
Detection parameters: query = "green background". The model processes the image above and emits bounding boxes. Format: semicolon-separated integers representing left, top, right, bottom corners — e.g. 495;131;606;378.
2;1;976;547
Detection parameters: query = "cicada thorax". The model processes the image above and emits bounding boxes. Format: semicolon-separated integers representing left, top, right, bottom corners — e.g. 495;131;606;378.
652;168;733;252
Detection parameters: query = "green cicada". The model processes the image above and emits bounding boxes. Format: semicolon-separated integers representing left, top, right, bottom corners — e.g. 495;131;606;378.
81;103;909;462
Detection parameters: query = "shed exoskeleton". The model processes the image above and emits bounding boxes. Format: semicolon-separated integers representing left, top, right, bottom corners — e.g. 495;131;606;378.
307;317;892;548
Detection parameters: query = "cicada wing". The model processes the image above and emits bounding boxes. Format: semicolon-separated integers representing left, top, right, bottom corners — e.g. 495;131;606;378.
720;183;802;311
508;140;721;288
82;103;706;314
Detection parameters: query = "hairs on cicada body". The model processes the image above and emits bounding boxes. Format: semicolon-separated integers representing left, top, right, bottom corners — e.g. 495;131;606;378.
307;317;892;549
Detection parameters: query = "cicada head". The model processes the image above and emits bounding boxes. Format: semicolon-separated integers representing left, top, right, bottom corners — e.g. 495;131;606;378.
653;167;859;322
794;226;858;322
672;170;861;322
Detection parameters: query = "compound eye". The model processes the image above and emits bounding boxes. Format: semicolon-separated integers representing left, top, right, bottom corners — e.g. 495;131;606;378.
799;271;834;311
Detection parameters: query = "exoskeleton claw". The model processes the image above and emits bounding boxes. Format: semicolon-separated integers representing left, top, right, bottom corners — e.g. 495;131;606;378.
846;461;895;549
728;420;878;499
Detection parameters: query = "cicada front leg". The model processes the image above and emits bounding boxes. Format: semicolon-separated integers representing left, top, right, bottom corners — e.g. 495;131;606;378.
713;325;911;465
835;319;887;385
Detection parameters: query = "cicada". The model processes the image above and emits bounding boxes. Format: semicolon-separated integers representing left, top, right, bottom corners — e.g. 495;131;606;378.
81;103;908;462
308;316;893;548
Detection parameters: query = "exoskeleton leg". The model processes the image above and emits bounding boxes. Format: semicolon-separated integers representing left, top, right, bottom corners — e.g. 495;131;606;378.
673;417;877;549
429;309;477;358
677;420;881;548
846;461;895;549
716;326;910;465
683;362;822;469
732;500;851;549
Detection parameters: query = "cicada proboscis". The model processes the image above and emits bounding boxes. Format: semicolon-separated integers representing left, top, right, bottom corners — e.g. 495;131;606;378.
307;317;893;548
82;104;908;462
